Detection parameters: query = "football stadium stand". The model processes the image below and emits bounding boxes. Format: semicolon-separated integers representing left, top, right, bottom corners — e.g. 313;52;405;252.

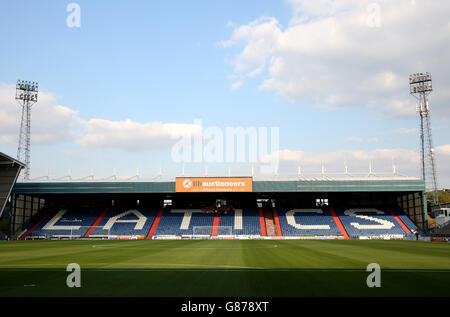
20;205;418;240
8;177;427;239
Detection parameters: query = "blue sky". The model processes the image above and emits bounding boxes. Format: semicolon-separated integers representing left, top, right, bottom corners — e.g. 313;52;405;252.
0;0;449;187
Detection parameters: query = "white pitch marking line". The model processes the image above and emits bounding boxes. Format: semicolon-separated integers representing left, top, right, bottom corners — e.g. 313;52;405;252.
91;244;279;250
0;263;265;269
0;265;449;273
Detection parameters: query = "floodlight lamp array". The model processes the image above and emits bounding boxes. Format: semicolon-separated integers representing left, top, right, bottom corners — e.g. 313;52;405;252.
409;72;432;95
15;80;39;102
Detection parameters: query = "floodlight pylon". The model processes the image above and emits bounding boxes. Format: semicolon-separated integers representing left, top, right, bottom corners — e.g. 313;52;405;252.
409;72;438;205
15;80;38;180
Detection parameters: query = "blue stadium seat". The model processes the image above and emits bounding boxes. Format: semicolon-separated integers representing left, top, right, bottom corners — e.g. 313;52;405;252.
154;209;214;236
393;209;418;232
277;207;341;237
29;208;102;237
29;208;157;238
219;208;261;236
90;209;157;237
336;207;407;237
24;205;418;239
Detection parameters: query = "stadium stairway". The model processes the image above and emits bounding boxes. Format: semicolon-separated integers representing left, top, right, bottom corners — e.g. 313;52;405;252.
19;208;54;240
263;207;277;236
84;208;109;238
272;208;283;237
262;207;282;237
390;207;417;233
328;206;349;239
146;207;164;239
211;212;220;236
387;208;412;234
258;207;267;236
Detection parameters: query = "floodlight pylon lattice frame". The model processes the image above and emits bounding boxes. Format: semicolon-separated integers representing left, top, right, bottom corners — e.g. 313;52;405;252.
409;72;438;205
15;80;38;180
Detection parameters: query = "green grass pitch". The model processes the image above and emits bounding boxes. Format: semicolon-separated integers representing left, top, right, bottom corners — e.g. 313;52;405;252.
0;239;449;297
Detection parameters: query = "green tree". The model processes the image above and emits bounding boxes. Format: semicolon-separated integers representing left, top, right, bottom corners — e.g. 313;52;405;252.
426;190;450;206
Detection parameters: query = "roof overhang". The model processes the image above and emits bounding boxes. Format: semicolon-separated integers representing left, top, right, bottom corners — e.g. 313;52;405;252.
0;152;25;217
12;177;425;195
0;152;25;167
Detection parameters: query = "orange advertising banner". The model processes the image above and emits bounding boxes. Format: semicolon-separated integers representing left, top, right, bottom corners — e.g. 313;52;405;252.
176;177;253;193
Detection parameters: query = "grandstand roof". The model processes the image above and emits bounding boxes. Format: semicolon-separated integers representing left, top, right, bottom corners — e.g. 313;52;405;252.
12;177;425;194
0;152;24;217
0;152;25;167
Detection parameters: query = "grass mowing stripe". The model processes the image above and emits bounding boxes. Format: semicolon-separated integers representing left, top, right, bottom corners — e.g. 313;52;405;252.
0;239;449;297
1;269;450;297
1;268;450;272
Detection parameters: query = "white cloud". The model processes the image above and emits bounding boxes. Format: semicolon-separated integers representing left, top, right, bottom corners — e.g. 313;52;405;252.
258;145;450;188
78;118;202;151
230;81;244;91
0;83;203;152
347;137;363;143
0;84;83;145
263;148;419;165
224;17;282;73
436;144;450;156
346;136;378;143
390;128;416;134
222;0;450;118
